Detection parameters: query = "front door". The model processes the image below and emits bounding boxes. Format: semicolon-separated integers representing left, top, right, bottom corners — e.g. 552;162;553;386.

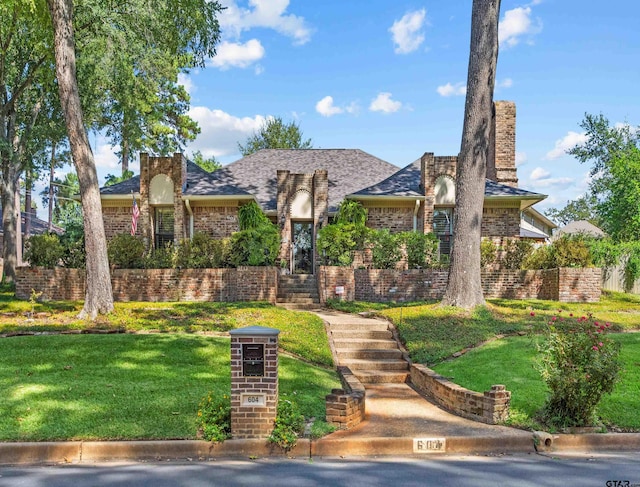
292;221;313;274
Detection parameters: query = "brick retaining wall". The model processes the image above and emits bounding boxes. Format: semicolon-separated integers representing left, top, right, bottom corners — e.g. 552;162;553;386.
319;266;601;303
411;364;510;424
15;267;278;303
325;366;366;430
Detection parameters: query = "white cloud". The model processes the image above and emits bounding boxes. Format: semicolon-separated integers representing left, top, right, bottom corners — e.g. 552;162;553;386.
369;92;402;114
209;39;265;70
530;167;550;181
220;0;312;45
345;101;360;115
515;151;527;167
177;73;195;95
389;9;427;54
545;131;588;160
315;96;344;117
187;106;269;158
497;78;513;88
499;6;542;48
436;82;466;97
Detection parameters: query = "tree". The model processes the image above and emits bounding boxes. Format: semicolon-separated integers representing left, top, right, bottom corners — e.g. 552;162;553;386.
544;195;601;227
569;114;640;242
104;170;134;187
441;0;501;308
238;117;313;156
41;171;82;229
191;150;221;173
48;0;114;318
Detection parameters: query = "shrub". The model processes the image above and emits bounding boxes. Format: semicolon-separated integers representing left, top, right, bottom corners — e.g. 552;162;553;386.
480;239;498;268
107;233;145;268
175;232;230;268
536;312;621;428
552;235;592;268
24;233;64;268
59;221;86;268
335;200;368;226
142;243;175;269
268;399;305;451
523;244;555;269
196;392;231;442
229;224;280;267
368;229;402;269
238;201;271;230
401;231;439;269
502;238;534;269
317;223;359;266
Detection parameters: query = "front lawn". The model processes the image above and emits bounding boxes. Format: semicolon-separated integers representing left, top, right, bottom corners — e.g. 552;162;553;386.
432;333;640;431
0;334;340;441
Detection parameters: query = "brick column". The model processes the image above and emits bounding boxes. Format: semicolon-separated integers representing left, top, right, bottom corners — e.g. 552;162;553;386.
229;326;280;439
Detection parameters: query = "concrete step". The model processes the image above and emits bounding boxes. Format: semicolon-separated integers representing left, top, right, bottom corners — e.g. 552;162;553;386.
335;348;403;360
276;297;319;304
275;303;322;311
353;370;410;384
331;329;393;340
276;292;319;299
328;322;389;332
279;275;316;285
332;339;398;350
340;359;409;371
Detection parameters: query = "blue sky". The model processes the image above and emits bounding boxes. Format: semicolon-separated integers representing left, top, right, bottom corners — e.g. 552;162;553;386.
51;0;639;219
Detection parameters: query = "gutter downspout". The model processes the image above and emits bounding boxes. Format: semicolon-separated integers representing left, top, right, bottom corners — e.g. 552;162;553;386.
184;199;194;239
413;199;421;232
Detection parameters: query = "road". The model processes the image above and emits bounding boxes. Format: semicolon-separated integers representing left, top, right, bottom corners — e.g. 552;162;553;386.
1;453;639;487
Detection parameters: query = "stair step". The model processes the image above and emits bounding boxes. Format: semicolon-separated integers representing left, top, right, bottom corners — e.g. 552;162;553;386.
276;292;319;299
353;370;410;384
340;359;409;371
335;348;402;360
276;297;319;304
329;322;389;332
332;339;398;350
331;330;393;340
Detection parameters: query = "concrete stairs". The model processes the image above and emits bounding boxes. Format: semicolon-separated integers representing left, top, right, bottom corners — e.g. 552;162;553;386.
276;274;320;308
324;312;410;384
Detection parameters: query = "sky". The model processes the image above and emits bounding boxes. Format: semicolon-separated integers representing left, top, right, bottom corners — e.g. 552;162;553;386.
37;0;640;220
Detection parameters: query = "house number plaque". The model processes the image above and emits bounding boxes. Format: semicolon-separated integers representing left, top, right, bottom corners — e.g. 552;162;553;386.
241;393;266;407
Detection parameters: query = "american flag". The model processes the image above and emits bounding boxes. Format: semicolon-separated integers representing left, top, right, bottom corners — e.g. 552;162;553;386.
131;197;140;236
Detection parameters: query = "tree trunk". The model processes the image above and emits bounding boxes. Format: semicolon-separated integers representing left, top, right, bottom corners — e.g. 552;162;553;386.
121;127;129;174
25;168;33;237
0;163;19;283
441;0;500;309
47;0;114;318
48;144;56;232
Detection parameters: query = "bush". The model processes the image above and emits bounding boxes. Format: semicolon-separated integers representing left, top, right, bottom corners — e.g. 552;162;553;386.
238;201;271;230
24;233;64;268
401;231;439;269
502;238;534;269
107;233;145;268
142;243;175;269
368;229;402;269
523;244;555;270
196;392;231;442
229;224;280;267
268;399;305;451
480;239;498;268
59;221;85;268
175;232;230;268
523;235;591;270
536;312;621;428
335;200;368;226
317;223;359;266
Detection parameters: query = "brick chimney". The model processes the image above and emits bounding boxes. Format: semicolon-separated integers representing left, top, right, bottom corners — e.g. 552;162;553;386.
487;101;518;188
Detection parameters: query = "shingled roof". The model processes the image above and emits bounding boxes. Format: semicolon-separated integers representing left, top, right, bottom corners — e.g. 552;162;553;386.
196;149;400;212
352;158;546;205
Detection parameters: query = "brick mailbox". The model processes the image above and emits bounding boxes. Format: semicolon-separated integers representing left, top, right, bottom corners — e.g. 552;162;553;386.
229;326;280;439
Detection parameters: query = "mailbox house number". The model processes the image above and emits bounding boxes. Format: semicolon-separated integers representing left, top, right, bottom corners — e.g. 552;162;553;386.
241;393;266;407
242;344;265;377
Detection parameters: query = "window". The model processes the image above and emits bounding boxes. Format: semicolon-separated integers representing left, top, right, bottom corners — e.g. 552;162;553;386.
155;207;174;249
433;208;454;257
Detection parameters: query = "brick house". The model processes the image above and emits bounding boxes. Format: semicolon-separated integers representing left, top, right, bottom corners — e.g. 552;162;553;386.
100;100;548;274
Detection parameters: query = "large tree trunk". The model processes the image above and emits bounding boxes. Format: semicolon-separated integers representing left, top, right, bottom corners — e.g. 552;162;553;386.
48;0;114;318
1;166;19;283
25;168;33;237
441;0;500;309
48;144;56;232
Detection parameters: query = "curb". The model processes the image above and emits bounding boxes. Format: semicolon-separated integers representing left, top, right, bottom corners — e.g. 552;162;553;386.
2;433;640;465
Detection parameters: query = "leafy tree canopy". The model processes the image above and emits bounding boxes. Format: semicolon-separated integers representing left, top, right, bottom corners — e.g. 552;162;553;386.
544;194;601;227
569;114;640;242
238;117;313;156
191;150;221;173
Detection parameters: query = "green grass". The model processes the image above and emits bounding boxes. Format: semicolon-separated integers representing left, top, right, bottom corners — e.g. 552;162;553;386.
432;333;640;431
328;291;640;365
0;334;340;441
0;287;332;367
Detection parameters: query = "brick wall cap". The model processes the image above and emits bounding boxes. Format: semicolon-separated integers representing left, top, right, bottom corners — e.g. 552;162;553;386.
229;326;280;337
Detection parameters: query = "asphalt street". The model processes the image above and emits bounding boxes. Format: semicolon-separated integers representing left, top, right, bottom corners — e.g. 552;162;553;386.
1;453;639;487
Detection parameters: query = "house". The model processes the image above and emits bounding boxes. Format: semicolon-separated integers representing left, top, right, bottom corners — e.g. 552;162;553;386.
0;209;63;259
553;220;605;240
100;100;548;274
520;207;557;243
